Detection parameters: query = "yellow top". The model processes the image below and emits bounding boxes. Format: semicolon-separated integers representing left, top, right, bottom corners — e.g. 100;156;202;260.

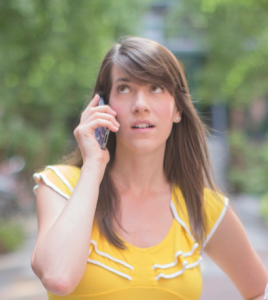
33;165;228;300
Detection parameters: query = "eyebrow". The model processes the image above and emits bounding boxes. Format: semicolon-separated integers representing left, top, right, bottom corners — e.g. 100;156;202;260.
114;77;131;84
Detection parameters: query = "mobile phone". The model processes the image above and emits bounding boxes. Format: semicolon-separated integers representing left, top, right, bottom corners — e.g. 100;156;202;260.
94;97;110;150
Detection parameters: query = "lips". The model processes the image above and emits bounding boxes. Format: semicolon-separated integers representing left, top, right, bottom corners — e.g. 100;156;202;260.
131;120;155;128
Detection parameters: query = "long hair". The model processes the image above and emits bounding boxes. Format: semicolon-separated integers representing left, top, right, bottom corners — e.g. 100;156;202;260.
64;36;221;249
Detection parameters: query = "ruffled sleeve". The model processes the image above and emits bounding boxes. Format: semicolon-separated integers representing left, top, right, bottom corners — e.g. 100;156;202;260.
33;165;81;199
203;188;229;246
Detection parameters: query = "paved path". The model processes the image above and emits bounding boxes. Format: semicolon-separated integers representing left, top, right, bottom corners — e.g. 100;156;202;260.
0;194;267;300
0;217;47;300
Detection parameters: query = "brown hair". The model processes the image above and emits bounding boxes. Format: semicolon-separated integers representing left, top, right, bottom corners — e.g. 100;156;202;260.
64;36;222;249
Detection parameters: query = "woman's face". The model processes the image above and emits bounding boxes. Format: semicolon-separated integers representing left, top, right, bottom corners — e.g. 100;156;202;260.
109;66;181;154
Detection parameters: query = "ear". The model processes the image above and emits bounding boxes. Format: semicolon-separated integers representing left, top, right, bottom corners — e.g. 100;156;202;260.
173;110;182;123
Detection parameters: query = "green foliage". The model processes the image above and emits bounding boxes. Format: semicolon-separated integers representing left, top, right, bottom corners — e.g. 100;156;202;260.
167;0;268;106
0;221;25;253
0;0;149;173
261;193;268;221
228;130;268;194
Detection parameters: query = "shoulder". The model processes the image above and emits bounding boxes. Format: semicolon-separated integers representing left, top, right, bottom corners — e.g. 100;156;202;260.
202;188;229;245
33;164;81;199
172;186;229;244
172;186;228;217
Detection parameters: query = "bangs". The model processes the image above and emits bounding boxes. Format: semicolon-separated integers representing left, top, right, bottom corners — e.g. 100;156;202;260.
113;42;176;94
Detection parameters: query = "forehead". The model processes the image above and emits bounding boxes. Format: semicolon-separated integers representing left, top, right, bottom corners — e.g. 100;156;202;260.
110;65;175;97
111;65;157;88
111;66;131;84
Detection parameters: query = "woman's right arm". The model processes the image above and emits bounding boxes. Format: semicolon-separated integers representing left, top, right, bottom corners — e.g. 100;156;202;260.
31;95;120;296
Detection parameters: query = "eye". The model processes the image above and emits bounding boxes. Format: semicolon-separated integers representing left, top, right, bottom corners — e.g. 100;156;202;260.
117;84;130;94
151;85;164;93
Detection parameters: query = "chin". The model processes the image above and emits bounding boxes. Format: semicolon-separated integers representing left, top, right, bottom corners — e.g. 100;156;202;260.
124;140;164;155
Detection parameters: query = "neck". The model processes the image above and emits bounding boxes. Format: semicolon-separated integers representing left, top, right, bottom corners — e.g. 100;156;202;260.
110;143;170;197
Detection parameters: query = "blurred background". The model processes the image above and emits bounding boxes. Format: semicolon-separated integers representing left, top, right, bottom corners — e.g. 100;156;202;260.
0;0;268;299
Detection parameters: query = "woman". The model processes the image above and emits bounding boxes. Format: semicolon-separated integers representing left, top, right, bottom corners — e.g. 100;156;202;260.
32;36;267;300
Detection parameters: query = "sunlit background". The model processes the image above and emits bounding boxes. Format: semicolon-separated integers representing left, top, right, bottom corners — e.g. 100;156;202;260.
1;0;268;299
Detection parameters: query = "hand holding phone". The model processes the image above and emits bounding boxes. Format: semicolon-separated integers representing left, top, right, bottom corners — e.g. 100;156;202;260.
94;97;110;150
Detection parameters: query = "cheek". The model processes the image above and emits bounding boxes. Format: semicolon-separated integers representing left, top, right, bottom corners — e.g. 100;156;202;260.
110;103;123;121
156;101;176;121
108;98;125;124
155;102;176;139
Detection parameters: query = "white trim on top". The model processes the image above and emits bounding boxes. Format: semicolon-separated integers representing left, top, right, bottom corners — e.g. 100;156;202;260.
87;258;132;281
155;257;203;280
90;240;134;270
170;200;195;242
203;197;229;248
33;173;70;200
152;242;199;270
46;165;74;192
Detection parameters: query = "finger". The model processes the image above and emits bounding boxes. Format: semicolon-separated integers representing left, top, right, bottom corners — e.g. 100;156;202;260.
90;118;120;133
84;112;120;127
77;119;120;136
90;105;117;116
90;94;100;107
80;94;100;119
81;104;117;123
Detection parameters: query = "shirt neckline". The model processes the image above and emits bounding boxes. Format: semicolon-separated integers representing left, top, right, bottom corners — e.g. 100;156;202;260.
118;198;177;252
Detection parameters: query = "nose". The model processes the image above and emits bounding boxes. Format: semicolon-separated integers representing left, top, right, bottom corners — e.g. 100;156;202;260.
131;91;151;114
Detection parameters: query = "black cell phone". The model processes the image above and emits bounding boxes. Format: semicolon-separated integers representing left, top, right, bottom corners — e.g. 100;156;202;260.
94;97;110;150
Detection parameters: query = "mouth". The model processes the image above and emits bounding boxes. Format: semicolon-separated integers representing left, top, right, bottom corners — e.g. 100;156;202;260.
132;124;155;129
131;123;155;132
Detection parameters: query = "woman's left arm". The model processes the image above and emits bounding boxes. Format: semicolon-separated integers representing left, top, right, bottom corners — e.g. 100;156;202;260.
204;205;268;300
